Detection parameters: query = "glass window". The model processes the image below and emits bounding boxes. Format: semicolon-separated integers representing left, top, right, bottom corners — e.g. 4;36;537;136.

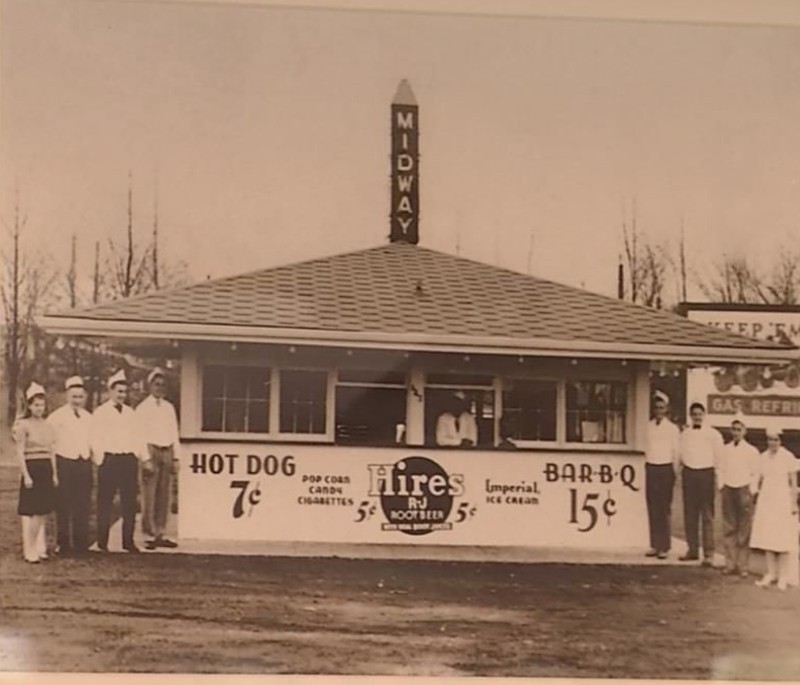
335;370;407;445
501;380;557;442
279;370;328;434
566;381;627;444
201;365;270;433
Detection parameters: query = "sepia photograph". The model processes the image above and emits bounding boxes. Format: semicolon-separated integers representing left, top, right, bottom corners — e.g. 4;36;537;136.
2;0;800;681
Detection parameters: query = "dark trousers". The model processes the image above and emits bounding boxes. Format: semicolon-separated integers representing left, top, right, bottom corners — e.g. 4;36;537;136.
97;453;138;549
646;463;675;552
55;455;92;552
722;485;754;572
682;466;716;558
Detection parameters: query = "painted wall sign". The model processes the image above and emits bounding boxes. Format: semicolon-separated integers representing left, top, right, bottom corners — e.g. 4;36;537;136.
390;80;419;245
686;307;800;430
178;443;648;549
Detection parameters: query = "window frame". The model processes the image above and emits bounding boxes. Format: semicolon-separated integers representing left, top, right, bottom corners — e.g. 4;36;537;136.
334;369;409;446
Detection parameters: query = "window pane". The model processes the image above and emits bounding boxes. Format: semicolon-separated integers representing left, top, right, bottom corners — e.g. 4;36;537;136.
201;399;223;432
335;386;407;445
226;367;250;399
224;399;247;433
502;380;557;441
203;366;226;398
248;368;271;400
247;399;269;433
566;381;627;444
201;366;271;433
280;370;327;434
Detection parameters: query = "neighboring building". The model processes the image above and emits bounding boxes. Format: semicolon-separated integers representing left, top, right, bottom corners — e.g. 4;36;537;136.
681;303;800;451
40;83;794;553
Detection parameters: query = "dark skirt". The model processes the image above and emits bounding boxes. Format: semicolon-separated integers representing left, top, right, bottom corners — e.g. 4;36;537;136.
18;458;56;516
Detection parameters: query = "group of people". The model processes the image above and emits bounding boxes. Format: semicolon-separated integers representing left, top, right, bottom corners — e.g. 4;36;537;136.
13;367;180;562
646;390;800;590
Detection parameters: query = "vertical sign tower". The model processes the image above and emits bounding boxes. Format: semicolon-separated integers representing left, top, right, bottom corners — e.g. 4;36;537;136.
390;80;419;244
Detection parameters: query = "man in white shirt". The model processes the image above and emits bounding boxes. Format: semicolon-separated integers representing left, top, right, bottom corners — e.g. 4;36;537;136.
136;367;180;550
645;390;680;559
48;375;93;556
91;369;151;553
679;402;724;565
717;414;760;577
435;391;478;447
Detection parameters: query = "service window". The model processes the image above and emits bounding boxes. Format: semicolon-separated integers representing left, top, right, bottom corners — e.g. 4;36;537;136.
335;370;407;445
501;379;557;442
566;381;627;444
279;369;328;435
202;365;270;433
424;373;495;448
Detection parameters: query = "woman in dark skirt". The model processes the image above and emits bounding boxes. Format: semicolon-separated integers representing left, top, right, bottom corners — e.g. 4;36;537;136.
13;382;58;563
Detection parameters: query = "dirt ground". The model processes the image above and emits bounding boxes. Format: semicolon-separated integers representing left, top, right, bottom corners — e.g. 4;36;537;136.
2;462;800;679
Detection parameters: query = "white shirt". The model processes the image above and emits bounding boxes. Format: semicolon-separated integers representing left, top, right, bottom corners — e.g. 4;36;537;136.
436;411;478;447
135;394;180;448
646;417;680;466
717;439;760;490
47;404;93;460
90;400;147;466
679;424;724;470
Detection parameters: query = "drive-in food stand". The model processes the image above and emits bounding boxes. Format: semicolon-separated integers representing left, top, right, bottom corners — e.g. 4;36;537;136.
40;82;794;553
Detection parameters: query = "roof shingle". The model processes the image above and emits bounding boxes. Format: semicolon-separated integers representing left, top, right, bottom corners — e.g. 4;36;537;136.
47;243;785;351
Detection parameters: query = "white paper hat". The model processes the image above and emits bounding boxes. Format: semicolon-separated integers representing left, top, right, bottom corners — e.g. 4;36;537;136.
65;375;84;391
25;382;46;402
653;390;670;404
147;367;166;385
107;369;128;389
731;411;747;428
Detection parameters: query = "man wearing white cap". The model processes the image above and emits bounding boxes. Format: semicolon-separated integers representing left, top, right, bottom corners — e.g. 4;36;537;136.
717;414;760;577
645;390;680;559
135;367;180;550
435;390;478;447
91;369;150;553
47;375;93;556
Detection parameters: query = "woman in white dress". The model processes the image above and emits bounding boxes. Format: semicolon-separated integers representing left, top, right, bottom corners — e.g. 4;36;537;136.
751;429;800;590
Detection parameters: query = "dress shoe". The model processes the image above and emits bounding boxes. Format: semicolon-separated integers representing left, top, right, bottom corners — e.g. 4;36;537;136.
657;551;669;560
156;538;178;549
145;539;158;551
645;549;658;557
679;553;699;562
123;544;140;554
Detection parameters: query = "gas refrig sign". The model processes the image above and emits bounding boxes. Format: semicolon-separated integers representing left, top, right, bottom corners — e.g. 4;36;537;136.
685;307;800;429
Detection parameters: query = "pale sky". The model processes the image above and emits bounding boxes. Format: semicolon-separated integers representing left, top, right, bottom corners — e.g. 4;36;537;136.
2;0;800;301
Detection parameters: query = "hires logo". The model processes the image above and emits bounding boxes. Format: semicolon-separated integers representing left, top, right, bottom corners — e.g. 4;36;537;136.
366;457;465;536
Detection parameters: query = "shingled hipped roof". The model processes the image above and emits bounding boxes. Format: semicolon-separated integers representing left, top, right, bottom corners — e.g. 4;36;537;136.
40;243;794;362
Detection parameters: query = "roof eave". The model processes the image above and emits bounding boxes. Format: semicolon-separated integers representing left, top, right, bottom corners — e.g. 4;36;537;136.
38;315;797;365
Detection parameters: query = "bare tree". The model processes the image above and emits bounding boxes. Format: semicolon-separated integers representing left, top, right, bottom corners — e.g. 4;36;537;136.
698;254;765;304
763;247;800;305
1;192;59;423
105;172;153;300
620;199;670;308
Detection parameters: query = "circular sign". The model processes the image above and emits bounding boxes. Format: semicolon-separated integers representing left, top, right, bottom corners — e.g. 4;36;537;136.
379;456;455;536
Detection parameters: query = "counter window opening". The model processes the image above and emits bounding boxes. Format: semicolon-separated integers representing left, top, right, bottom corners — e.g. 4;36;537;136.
196;360;633;450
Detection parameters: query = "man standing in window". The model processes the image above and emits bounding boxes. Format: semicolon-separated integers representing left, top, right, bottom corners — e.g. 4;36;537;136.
717;414;760;577
679;402;723;566
645;390;680;559
91;369;150;553
48;375;93;557
436;391;477;447
136;367;180;551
